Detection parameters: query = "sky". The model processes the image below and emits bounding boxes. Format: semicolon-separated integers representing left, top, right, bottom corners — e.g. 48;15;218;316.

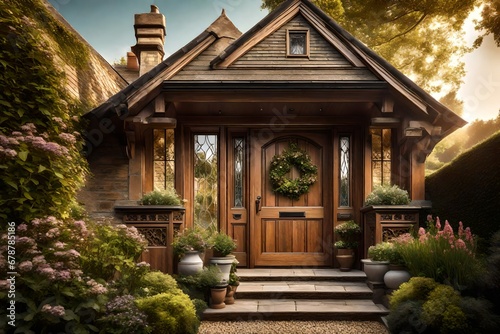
48;0;500;122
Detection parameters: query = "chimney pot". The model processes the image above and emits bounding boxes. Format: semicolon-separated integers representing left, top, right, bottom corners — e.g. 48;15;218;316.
126;51;139;70
151;5;159;13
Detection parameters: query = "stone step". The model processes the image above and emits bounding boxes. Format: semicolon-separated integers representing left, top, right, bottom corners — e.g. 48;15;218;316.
237;268;367;282
202;268;387;322
236;281;373;299
202;298;389;321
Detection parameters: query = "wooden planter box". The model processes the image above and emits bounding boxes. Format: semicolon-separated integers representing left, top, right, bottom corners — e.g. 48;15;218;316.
115;203;185;274
361;205;421;259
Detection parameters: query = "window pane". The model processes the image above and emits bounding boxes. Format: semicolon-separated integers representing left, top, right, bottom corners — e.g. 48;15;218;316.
153;129;175;190
234;138;245;207
194;135;218;231
371;128;391;187
340;136;350;207
290;32;306;55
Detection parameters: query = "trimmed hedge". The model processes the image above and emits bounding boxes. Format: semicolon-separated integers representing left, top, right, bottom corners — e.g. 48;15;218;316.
426;131;500;245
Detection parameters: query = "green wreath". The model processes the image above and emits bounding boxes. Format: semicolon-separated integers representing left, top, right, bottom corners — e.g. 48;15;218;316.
269;142;318;200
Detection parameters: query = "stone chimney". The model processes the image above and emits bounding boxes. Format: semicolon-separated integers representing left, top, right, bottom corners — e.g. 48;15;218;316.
131;5;166;76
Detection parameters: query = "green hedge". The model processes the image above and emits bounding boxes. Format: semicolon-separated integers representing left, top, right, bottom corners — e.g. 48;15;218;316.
426;130;500;245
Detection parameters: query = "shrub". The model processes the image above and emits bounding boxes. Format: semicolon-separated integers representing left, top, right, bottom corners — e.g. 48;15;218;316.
421;284;466;332
98;295;151;334
210;232;237;257
140;188;182;206
176;265;223;303
135;292;199;334
389;277;439;309
364;184;410;206
0;217;108;333
334;220;361;249
79;221;149;293
386;300;427;334
398;216;486;290
136;271;181;298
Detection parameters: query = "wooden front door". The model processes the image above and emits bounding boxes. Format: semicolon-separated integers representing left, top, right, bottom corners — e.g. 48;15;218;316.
250;131;332;267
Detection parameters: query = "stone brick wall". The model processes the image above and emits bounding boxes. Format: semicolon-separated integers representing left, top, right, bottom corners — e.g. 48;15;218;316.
77;132;129;223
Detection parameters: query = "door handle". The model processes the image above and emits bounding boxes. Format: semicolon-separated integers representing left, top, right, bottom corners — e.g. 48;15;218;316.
255;196;262;213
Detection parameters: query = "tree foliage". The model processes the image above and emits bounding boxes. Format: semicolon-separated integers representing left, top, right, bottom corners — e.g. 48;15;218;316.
475;0;500;47
261;0;480;93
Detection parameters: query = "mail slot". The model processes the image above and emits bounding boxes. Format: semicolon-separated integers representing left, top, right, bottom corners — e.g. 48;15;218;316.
279;212;306;218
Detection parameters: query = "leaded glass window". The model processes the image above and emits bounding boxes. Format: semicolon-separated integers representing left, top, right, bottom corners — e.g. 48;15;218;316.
339;136;350;207
371;128;392;187
153;129;175;190
194;135;218;231
234;138;245;207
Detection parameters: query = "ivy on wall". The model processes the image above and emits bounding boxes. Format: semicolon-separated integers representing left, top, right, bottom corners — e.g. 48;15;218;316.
0;0;90;222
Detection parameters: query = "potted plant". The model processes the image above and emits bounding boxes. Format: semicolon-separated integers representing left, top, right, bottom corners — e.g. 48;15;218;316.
361;242;392;284
225;260;240;305
209;231;237;283
383;234;412;290
333;220;361;271
172;227;209;276
364;184;410;206
140;187;183;206
198;265;228;309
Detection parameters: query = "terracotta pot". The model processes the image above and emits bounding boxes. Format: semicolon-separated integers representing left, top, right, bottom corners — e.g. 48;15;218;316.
225;284;239;304
361;259;390;284
384;265;411;290
177;251;203;276
336;248;355;272
210;286;228;309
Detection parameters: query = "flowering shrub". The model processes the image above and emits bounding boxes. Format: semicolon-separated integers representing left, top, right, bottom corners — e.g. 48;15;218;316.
79;221;149;292
98;295;151;334
398;216;485;290
0;217;107;333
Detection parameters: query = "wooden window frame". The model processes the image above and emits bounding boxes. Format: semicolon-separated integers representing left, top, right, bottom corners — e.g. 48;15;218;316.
286;29;310;58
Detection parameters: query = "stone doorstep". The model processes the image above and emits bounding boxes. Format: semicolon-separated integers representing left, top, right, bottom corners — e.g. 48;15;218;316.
237;268;367;282
202;299;389;321
202;269;388;322
236;281;373;299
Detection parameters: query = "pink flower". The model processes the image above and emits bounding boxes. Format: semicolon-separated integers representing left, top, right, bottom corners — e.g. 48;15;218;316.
435;217;441;230
59;133;76;144
418;227;426;236
41;304;66;317
458;221;464;238
32;255;46;266
46;228;60;238
455;239;466;250
17;223;28;232
465;227;473;242
18;261;33;272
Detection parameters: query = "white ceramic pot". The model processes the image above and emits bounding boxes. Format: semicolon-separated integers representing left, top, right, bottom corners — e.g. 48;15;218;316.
384;266;411;290
209;255;236;283
361;259;390;284
177;251;203;276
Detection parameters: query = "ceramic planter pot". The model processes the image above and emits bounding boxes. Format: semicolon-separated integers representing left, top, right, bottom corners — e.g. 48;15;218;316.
336;248;355;272
384;265;411;290
361;259;390;284
177;251;203;276
209;255;236;283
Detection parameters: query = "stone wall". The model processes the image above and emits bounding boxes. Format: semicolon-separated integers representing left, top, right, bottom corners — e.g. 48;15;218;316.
77;132;129;223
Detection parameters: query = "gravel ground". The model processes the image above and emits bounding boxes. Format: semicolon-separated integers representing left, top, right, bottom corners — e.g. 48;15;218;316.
198;320;389;334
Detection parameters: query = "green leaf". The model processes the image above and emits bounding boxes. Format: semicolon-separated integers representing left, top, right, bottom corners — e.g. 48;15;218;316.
54;171;64;179
38;165;47;173
18;151;28;161
23;192;34;200
5;180;18;190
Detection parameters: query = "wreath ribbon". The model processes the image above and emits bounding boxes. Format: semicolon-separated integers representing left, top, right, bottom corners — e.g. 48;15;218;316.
269;142;318;200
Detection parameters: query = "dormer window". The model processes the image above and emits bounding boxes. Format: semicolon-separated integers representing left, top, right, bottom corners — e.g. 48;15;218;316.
287;29;309;57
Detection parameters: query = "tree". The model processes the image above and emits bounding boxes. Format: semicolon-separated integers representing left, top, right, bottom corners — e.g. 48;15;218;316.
261;0;478;93
475;0;500;47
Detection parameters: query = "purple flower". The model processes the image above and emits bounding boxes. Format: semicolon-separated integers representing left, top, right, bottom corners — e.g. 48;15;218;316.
59;133;76;144
17;223;28;232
